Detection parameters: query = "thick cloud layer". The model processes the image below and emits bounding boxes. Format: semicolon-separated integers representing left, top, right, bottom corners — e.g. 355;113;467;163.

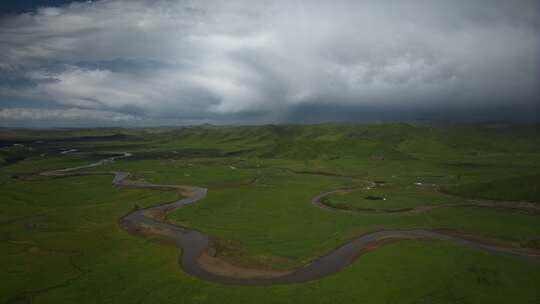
0;0;538;126
0;107;144;126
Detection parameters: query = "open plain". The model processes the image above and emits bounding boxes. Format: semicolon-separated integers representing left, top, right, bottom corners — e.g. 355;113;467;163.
1;123;539;303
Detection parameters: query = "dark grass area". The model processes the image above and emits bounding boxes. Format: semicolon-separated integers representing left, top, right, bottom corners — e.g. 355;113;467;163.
1;123;539;303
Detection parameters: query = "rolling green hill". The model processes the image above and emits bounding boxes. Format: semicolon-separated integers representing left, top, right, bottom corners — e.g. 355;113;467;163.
444;174;540;202
153;123;540;160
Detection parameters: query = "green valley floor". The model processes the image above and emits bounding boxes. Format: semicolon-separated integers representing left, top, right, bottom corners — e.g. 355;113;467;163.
1;123;539;303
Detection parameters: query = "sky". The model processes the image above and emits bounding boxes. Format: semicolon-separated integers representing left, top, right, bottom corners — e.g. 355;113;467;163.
0;0;538;127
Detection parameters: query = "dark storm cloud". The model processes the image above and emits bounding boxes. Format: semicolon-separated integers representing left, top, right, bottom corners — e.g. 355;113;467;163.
0;0;538;126
0;0;76;14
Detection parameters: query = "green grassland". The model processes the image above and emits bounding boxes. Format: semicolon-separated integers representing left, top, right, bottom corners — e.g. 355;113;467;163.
443;174;540;202
324;185;469;210
1;123;539;303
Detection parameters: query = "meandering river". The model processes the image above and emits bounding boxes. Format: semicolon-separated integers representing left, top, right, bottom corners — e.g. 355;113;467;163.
41;152;540;285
